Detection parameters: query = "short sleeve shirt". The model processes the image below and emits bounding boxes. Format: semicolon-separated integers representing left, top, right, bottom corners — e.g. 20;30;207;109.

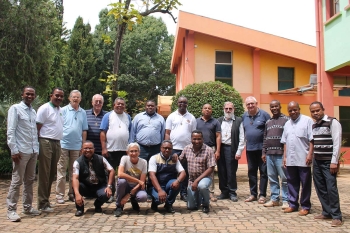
36;102;63;140
119;155;147;186
196;117;221;147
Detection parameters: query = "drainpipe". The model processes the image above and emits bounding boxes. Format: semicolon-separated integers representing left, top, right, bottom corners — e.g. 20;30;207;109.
315;0;322;101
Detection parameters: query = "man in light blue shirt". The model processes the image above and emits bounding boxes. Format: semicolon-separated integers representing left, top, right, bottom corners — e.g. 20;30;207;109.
6;86;41;222
56;90;88;204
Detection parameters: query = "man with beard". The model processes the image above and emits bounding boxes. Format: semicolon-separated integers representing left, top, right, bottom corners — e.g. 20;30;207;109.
216;102;245;202
309;101;343;227
130;100;165;202
36;87;64;212
165;96;196;201
6;86;41;222
281;101;314;216
242;96;270;204
56;90;88;204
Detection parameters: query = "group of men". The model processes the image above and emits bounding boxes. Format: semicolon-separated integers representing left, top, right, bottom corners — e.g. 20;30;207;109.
6;86;343;227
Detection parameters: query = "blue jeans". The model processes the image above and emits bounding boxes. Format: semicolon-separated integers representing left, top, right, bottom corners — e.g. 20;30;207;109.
151;179;181;205
187;177;212;209
266;155;288;202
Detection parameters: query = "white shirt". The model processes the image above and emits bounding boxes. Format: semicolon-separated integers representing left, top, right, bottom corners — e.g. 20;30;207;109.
106;112;130;151
221;117;245;155
36;102;63;140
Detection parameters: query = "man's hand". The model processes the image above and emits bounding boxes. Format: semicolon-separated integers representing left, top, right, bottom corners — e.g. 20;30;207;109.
120;194;130;205
235;154;241;160
138;180;145;190
104;186;112;198
305;154;312;166
330;163;339;175
214;151;220;161
158;189;167;203
11;153;22;164
171;180;180;190
261;154;266;163
283;156;287;168
75;194;84;206
101;149;109;158
171;154;178;163
191;180;198;191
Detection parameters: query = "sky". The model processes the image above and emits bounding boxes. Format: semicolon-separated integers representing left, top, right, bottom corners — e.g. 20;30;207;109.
63;0;316;46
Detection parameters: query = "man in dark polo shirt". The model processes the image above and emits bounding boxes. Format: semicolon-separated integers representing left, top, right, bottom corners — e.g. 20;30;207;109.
86;94;106;155
196;103;221;202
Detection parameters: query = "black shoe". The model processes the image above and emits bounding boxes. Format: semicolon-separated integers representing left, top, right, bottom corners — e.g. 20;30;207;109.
131;201;140;211
164;204;175;213
217;193;229;200
230;195;238;202
75;209;84;217
151;202;158;211
95;206;102;213
180;194;187;202
69;194;75;202
114;207;123;217
202;206;209;213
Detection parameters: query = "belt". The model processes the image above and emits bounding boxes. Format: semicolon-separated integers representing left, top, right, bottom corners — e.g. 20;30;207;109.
139;143;160;148
39;137;60;142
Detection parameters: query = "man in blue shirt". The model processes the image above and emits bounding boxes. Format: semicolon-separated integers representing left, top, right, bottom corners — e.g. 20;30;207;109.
86;94;106;155
56;90;88;204
242;96;270;204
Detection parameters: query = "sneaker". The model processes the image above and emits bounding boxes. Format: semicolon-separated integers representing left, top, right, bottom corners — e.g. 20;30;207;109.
114;207;123;217
331;219;343;227
40;206;54;213
22;207;41;216
263;200;279;207
56;198;65;204
7;211;21;222
281;202;289;210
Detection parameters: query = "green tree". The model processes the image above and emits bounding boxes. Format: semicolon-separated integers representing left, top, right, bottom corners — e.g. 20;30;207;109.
171;81;245;119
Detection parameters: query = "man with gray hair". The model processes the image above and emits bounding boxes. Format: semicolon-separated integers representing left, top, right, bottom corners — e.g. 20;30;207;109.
56;90;88;204
86;94;106;155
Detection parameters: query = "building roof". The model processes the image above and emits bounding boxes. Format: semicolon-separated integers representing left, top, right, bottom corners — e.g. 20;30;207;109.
171;11;316;72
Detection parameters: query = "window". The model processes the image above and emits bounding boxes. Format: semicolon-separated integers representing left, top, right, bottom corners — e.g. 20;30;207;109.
215;51;232;86
339;107;350;146
334;76;350;96
278;67;294;90
330;0;340;17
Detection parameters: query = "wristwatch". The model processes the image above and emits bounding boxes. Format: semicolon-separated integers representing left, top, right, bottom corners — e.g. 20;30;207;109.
107;184;113;189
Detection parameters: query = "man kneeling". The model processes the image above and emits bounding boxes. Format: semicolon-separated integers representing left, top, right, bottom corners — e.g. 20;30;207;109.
72;141;115;216
149;140;186;213
114;143;148;217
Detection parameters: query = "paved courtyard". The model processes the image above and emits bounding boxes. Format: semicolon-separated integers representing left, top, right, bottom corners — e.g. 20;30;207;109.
0;164;350;233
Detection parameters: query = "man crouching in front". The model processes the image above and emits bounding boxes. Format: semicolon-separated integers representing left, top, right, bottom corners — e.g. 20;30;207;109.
72;141;115;216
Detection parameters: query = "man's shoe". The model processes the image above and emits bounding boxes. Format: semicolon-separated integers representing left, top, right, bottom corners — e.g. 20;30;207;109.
164;204;175;213
245;195;257;202
22;207;41;216
56;198;65;204
331;219;343;227
314;214;332;220
151;202;158;211
180;194;187;202
68;194;75;202
284;207;297;213
106;195;114;203
217;193;229;200
114;207;123;217
298;209;309;216
131;201;140;211
7;211;21;222
202;206;209;213
281;201;289;210
94;206;102;213
75;210;84;217
263;200;279;207
40;206;54;213
230;195;238;202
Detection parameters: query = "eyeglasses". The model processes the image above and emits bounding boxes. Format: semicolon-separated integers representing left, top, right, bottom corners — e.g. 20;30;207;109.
161;147;172;150
83;148;94;151
94;100;103;104
224;108;233;110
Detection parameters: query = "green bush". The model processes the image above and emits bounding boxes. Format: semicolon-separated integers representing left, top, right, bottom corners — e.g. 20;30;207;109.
171;81;244;118
0;124;11;174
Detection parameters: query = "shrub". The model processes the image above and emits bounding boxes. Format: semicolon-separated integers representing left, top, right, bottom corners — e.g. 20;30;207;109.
171;81;244;118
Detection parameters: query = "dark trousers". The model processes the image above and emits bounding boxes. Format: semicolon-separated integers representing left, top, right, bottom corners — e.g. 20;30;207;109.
108;151;126;170
173;149;187;196
246;150;268;197
76;182;109;210
218;144;238;196
286;166;312;210
139;144;161;197
313;159;342;220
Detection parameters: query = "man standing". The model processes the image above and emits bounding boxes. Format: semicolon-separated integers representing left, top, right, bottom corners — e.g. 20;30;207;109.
216;102;245;202
36;87;64;212
281;101;314;216
72;141;115;216
179;130;216;213
242;96;270;204
6;86;41;222
309;101;343;227
56;90;88;204
262;100;289;209
149;140;186;213
165;96;196;201
196;104;221;202
86;94;106;155
100;97;131;170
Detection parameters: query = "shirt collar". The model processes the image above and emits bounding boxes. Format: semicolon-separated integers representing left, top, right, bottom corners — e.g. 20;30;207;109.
20;101;31;110
190;143;205;153
159;152;172;163
68;103;81;111
143;111;157;118
89;108;104;116
176;110;188;116
224;115;235;121
292;114;301;123
49;101;59;109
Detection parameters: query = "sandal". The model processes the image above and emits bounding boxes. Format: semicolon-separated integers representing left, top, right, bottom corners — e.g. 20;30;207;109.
210;193;217;202
245;195;257;202
258;196;266;204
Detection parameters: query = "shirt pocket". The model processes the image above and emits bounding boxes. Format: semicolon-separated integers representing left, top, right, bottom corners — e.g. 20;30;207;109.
296;128;307;138
18;111;29;121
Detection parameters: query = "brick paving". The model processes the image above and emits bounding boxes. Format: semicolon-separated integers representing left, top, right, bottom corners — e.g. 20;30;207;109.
0;164;350;232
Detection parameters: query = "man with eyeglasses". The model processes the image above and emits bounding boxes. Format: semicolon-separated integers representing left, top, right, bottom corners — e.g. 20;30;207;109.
56;90;88;204
72;141;115;216
216;102;245;202
86;94;106;155
165;96;196;202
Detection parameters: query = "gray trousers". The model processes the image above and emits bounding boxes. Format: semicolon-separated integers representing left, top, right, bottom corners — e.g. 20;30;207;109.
7;152;38;211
